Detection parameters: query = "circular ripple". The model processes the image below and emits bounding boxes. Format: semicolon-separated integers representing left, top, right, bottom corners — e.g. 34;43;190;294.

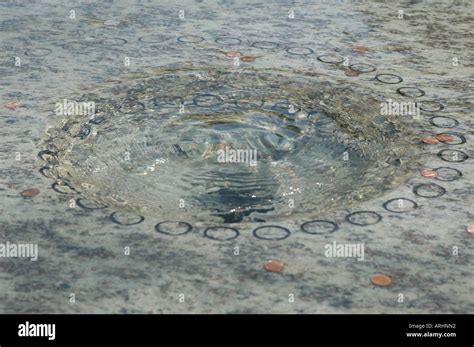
413;183;446;198
52;182;76;194
76;198;108;210
138;35;170;44
349;63;376;73
151;96;184;113
433;167;462;181
286;47;314;56
419;100;444;112
300;220;338;234
253;225;290;240
39;166;54;178
317;54;344;64
215;36;242;45
25;48;52;57
204;226;239;241
110;212;144;225
62;42;90;51
437;149;469;162
41;67;419;223
251;41;280;50
38;149;57;161
375;73;403;84
396;87;425;98
155;221;192;236
383;198;418;213
234;98;265;109
346;211;382;226
101;37;127;46
177;35;204;43
429;116;458;128
435;132;466;145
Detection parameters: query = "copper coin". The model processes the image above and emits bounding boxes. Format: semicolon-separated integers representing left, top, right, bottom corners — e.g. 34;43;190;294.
4;101;21;110
435;134;454;142
344;70;361;77
20;188;40;198
352;46;369;53
421;137;439;144
225;51;242;58
421;168;438;178
371;274;392;287
466;225;474;234
240;55;256;62
264;260;285;273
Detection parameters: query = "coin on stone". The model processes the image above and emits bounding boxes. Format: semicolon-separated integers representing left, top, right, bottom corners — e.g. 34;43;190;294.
435;134;454;142
264;260;285;273
352;46;369;53
225;51;242;58
240;55;256;62
421;168;438;178
4;101;21;110
421;137;439;144
371;274;392;287
345;70;361;77
20;188;40;198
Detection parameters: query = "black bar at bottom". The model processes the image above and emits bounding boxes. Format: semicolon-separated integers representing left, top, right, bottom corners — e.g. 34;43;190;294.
0;314;472;345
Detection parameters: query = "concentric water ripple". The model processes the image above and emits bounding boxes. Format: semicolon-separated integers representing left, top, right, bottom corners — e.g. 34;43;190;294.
42;67;420;223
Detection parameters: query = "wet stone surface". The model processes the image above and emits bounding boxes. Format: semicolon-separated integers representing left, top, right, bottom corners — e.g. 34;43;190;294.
0;0;473;314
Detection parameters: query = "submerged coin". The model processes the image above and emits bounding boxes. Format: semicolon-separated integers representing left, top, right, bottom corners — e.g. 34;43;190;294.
240;55;256;62
352;46;369;53
435;134;454;143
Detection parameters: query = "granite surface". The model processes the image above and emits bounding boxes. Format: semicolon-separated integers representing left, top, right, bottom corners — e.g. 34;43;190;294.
0;0;473;313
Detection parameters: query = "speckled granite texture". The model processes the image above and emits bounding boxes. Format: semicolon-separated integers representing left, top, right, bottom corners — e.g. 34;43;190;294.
0;0;472;313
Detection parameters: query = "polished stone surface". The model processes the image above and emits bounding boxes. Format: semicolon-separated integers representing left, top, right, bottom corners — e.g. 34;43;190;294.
0;0;472;313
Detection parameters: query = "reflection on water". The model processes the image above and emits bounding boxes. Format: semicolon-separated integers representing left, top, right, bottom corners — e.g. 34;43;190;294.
42;67;419;223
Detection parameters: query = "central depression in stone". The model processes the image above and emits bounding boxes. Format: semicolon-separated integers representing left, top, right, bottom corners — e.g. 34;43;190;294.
43;68;417;223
